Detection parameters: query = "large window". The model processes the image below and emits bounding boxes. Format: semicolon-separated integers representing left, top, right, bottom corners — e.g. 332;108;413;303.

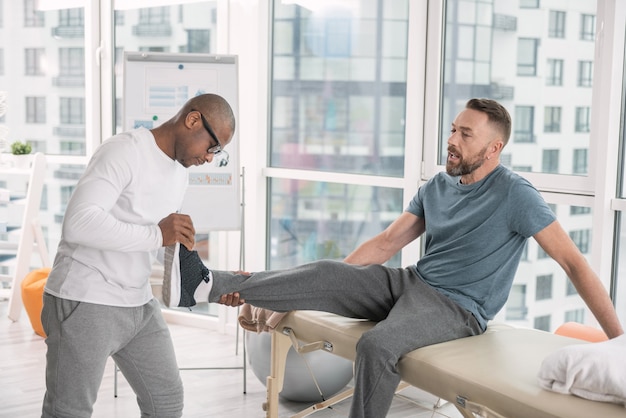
0;0;624;335
0;1;94;288
268;179;402;269
438;1;597;178
113;2;218;135
270;0;408;178
267;0;409;267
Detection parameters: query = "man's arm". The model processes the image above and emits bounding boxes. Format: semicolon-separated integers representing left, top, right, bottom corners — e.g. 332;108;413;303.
344;211;425;266
534;220;624;338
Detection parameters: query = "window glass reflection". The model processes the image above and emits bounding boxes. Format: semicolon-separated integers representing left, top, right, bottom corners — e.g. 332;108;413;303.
268;178;403;269
113;2;218;134
503;202;594;331
0;2;89;274
1;2;86;156
270;0;409;177
440;0;597;176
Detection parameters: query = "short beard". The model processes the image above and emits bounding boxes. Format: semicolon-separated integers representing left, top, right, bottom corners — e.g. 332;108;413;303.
446;147;488;177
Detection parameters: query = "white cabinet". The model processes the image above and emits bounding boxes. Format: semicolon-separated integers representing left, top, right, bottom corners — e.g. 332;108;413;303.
0;153;50;321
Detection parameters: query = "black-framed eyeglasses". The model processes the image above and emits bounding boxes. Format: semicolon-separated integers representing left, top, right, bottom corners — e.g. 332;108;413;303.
192;109;223;155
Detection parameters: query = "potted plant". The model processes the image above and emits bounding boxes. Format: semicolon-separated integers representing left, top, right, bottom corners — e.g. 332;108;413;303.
10;140;32;169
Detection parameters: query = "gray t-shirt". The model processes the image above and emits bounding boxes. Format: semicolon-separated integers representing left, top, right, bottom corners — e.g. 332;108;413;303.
406;165;556;329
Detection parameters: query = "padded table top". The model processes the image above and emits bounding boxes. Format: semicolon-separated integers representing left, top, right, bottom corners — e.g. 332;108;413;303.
276;311;625;418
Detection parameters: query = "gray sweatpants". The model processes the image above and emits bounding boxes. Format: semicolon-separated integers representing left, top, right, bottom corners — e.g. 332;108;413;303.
41;294;184;418
210;260;483;418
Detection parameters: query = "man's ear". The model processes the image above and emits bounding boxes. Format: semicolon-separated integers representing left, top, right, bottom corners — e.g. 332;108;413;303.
489;139;504;157
185;110;201;130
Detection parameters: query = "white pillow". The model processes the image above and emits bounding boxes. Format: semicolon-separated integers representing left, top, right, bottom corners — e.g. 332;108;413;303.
538;334;626;407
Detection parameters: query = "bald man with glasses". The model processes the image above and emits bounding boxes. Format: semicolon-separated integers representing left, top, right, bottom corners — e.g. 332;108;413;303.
41;93;235;418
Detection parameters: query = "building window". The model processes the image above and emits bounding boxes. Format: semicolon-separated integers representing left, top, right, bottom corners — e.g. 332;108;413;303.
115;10;125;26
544;107;561;133
24;0;44;27
578;60;593;87
520;0;539;8
534;315;551;332
570;229;590;253
565;308;585;323
60;185;76;211
573;149;588;175
506;284;527;320
580;14;596;41
25;48;45;76
25;97;46;123
570;205;591;215
575;106;591;132
267;0;409;268
187;29;211;53
138;7;169;24
60;141;85;155
548;11;566;38
542;149;559;173
536;274;553;301
59;97;85;125
59;48;85;77
546;59;563;86
514;106;534;142
566;279;578;296
517;38;539;76
59;8;84;26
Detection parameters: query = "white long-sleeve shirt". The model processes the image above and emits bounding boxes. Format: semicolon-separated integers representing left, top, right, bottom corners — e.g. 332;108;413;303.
45;127;188;306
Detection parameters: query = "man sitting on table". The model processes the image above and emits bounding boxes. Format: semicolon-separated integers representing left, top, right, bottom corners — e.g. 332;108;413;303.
164;98;624;418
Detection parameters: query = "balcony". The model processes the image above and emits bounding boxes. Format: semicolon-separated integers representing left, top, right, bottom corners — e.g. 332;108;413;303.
52;75;85;87
490;83;515;100
493;14;517;31
51;26;84;38
132;23;172;37
53;125;85;137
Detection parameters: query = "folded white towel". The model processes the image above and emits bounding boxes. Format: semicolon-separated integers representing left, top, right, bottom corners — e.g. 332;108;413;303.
538;334;626;407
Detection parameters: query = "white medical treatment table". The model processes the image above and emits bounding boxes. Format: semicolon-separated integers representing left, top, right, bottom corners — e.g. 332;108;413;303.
262;311;625;418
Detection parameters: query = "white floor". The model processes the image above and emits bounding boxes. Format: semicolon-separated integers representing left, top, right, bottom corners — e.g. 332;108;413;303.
0;300;464;418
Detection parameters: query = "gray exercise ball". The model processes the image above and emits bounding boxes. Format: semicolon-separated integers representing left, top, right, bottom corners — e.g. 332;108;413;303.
246;331;353;402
